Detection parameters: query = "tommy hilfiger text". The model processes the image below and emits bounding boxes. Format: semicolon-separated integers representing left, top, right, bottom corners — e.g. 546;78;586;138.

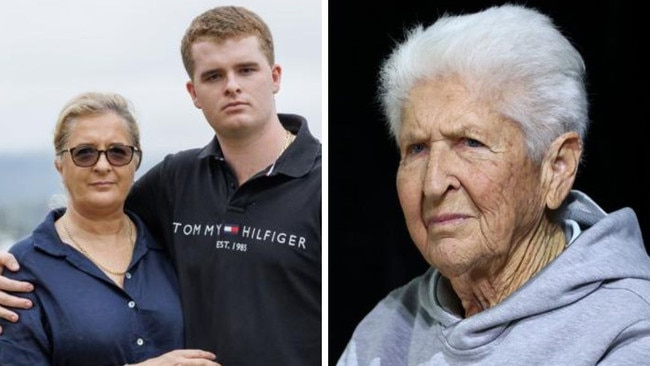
172;222;307;249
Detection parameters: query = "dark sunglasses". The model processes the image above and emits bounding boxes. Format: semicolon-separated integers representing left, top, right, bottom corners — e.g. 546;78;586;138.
58;144;141;167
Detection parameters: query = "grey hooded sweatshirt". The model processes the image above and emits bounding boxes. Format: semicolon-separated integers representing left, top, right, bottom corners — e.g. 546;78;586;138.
337;191;650;366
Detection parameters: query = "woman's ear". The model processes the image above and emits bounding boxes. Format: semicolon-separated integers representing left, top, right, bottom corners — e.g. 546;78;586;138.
541;132;582;210
54;157;63;174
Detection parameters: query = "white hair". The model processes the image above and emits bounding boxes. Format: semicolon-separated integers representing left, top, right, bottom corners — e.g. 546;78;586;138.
378;3;588;163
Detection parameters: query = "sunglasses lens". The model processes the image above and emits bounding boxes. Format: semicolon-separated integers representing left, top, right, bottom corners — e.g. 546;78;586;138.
72;146;99;167
106;146;133;166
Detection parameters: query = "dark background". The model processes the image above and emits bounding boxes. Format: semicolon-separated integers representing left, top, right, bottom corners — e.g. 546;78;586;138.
328;0;649;363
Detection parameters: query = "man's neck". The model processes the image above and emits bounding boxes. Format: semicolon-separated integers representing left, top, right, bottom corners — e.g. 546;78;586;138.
219;121;289;184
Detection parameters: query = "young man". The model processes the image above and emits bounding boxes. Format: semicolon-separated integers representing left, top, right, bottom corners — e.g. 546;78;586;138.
0;6;321;366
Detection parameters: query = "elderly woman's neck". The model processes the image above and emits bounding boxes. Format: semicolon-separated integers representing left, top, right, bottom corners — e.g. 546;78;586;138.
450;223;567;318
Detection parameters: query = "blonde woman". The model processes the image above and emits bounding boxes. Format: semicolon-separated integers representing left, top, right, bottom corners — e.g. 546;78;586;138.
0;92;218;365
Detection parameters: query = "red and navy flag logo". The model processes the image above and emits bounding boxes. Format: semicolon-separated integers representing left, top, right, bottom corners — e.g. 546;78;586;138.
223;224;240;235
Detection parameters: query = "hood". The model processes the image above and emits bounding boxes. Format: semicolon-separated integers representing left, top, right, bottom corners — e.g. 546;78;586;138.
422;190;650;348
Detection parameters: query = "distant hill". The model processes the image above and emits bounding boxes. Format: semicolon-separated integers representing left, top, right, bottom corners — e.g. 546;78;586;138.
0;152;63;249
0;152;63;206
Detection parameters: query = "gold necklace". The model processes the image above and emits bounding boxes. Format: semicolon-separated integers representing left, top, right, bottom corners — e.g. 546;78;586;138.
282;129;295;153
62;217;134;276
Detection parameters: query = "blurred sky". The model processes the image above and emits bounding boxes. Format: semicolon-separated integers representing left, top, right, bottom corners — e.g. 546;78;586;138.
0;0;322;165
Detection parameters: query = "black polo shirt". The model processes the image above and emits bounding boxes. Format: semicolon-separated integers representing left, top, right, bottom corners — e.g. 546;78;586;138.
127;114;321;366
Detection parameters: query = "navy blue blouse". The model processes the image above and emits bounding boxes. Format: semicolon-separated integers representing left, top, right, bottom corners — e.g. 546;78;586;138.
0;208;184;366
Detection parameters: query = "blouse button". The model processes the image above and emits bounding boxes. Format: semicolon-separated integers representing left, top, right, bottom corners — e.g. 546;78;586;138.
128;301;136;308
125;272;132;279
136;338;144;346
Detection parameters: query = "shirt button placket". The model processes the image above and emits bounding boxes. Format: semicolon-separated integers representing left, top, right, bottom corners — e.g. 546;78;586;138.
127;299;144;347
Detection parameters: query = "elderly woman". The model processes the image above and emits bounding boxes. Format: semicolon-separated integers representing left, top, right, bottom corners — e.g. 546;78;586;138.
338;4;650;366
0;92;218;365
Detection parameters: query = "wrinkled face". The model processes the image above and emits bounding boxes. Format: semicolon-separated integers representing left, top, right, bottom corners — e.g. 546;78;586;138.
56;112;137;215
186;35;281;138
396;77;546;278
